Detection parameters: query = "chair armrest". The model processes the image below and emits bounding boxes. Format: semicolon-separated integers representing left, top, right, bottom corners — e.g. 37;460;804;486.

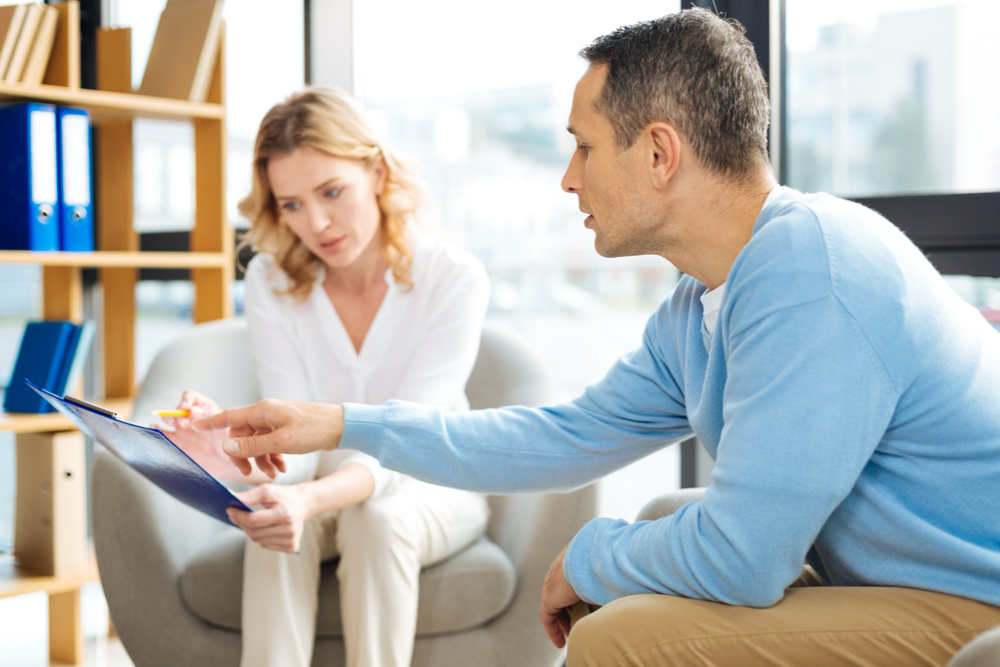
635;487;706;522
92;449;240;665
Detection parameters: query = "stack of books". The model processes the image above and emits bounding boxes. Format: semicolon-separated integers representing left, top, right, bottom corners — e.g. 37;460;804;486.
3;320;96;414
0;2;60;85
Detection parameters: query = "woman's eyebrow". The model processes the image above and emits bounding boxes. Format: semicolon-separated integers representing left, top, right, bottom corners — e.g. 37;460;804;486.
274;178;343;201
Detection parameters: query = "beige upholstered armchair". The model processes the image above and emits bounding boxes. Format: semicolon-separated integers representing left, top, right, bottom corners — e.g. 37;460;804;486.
92;319;598;666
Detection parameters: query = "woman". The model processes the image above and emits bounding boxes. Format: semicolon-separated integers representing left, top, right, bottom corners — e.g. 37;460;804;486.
163;86;490;667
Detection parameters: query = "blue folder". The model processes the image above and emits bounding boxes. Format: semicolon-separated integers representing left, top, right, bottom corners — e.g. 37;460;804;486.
51;320;96;399
27;380;251;526
3;321;75;413
0;103;60;251
56;107;95;252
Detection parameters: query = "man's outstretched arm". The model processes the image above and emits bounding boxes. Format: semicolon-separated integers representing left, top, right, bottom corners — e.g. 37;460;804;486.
197;311;692;493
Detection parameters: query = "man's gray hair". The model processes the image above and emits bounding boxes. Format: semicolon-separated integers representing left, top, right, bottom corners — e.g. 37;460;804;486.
580;8;770;178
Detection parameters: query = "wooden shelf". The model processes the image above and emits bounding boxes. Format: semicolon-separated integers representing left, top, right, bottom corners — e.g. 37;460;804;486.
0;550;99;600
0;250;228;269
0;399;133;434
0;81;224;122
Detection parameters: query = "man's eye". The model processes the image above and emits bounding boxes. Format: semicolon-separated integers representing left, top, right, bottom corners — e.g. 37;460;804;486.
324;188;342;198
281;202;300;212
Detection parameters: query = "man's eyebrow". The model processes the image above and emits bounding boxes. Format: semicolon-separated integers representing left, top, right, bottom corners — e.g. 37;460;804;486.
274;178;342;201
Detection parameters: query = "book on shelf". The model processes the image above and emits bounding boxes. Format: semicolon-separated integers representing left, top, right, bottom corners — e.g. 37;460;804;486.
138;0;224;101
3;320;96;415
2;2;42;83
0;3;28;79
20;3;58;85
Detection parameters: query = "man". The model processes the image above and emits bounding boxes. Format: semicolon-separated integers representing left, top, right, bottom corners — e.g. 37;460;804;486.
199;9;1000;665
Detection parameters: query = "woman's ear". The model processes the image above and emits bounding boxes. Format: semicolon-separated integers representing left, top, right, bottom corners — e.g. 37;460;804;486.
647;122;681;189
373;155;388;196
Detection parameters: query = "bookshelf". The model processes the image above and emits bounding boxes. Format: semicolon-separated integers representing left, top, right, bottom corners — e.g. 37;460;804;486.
0;2;233;663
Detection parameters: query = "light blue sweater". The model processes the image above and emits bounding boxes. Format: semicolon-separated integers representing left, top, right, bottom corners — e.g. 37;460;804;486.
343;187;1000;608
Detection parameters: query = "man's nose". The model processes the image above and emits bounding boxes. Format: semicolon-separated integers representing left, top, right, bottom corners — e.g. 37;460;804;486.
561;152;582;193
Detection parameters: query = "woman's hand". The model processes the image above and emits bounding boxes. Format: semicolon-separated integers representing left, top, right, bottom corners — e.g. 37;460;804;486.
158;390;287;482
156;390;235;479
227;483;316;554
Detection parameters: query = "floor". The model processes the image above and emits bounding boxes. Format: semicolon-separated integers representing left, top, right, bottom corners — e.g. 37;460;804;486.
0;583;133;667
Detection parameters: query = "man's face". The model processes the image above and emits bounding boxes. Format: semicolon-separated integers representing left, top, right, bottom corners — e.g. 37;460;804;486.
562;64;660;258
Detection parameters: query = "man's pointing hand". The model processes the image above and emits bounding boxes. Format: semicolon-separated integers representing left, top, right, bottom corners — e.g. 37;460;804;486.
192;399;345;477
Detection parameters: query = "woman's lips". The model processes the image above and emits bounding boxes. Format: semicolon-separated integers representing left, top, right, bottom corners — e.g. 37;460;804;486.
319;236;346;252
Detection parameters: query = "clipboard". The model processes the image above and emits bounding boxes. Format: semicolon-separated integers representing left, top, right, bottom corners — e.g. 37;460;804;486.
27;379;251;525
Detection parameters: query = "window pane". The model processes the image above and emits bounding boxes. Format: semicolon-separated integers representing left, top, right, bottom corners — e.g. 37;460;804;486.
356;1;682;519
785;0;1000;197
118;0;305;231
945;275;1000;330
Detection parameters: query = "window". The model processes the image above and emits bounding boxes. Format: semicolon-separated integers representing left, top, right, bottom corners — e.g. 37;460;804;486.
116;0;305;378
354;0;683;519
785;0;1000;198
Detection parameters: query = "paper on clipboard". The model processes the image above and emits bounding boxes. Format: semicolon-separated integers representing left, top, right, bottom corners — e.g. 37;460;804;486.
27;379;251;525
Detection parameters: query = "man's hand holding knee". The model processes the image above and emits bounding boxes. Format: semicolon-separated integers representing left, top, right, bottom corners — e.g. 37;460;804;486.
540;542;582;648
193;399;345;477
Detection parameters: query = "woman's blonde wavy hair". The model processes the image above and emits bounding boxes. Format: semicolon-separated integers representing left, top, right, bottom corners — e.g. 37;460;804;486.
238;86;421;301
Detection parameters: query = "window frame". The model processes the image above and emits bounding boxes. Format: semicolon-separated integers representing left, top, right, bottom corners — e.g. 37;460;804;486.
685;0;1000;277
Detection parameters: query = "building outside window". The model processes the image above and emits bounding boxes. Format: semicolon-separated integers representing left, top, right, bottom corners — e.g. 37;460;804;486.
784;0;1000;326
354;0;684;520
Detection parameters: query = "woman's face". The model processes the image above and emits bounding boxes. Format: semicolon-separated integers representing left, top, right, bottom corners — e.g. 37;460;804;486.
267;145;386;271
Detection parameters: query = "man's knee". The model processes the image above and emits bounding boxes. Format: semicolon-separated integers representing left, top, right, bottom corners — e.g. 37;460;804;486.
566;595;677;667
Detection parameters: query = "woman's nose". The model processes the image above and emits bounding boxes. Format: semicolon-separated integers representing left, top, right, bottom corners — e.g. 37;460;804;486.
307;206;330;234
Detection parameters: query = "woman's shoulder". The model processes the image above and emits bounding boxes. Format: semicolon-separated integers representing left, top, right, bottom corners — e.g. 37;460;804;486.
410;233;487;286
244;253;300;304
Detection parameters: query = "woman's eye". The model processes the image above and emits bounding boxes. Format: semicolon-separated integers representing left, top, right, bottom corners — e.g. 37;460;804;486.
324;188;341;198
281;202;301;212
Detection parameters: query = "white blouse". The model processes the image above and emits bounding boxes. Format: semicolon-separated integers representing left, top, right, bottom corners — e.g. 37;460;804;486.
243;234;490;498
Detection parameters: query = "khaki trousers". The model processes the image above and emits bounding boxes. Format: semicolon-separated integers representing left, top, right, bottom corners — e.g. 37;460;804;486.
567;586;1000;666
240;479;489;667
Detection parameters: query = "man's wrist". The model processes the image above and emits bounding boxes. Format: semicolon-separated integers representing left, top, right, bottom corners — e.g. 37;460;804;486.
323;404;345;451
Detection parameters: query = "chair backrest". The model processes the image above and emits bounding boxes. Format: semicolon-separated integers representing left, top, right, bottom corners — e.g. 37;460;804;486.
466;323;554;410
131;319;554;423
129;319;261;423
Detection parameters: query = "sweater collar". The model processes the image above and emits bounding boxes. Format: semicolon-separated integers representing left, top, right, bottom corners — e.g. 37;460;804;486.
752;185;799;236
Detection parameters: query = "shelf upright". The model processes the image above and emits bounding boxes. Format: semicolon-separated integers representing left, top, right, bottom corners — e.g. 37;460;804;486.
94;27;137;400
192;25;233;323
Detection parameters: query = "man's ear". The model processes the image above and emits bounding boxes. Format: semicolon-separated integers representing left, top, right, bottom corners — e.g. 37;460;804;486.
647;123;681;189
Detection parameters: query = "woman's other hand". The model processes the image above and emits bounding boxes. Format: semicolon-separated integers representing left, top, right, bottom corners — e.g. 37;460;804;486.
228;483;316;553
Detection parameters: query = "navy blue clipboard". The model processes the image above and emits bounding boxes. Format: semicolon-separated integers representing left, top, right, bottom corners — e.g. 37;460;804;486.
27;380;251;525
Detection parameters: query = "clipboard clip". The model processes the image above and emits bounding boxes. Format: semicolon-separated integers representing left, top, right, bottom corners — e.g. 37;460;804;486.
63;394;118;419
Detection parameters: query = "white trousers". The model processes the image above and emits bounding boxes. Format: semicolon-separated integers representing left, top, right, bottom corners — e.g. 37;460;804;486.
240;479;490;667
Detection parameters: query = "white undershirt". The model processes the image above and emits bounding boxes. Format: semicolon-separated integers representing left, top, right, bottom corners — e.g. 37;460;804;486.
242;234;490;498
700;186;782;335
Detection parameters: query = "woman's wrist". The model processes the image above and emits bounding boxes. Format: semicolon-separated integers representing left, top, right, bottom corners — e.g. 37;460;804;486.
298;479;327;520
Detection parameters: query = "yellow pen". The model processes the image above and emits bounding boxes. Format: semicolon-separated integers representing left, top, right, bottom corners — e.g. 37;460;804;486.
151;409;191;417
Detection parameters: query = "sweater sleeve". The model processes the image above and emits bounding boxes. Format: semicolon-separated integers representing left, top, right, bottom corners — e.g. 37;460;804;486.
335;254;490;498
340;309;692;493
562;292;899;607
